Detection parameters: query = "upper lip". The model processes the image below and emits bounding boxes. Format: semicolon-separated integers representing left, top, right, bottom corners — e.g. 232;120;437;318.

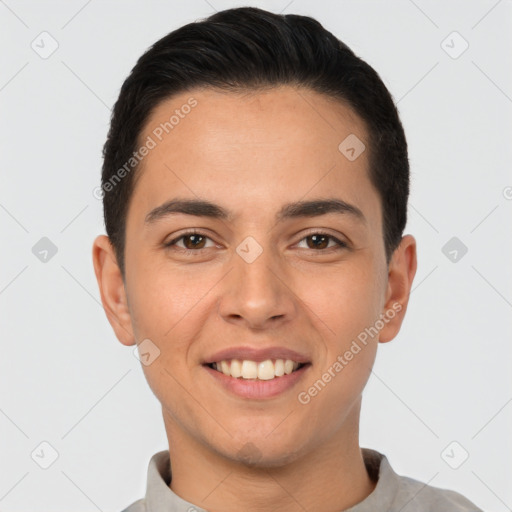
203;346;311;364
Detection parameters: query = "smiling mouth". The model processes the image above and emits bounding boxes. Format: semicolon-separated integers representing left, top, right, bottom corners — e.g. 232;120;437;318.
204;359;310;380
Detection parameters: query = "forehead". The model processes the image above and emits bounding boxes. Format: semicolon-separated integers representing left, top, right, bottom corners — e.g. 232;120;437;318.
141;85;367;154
130;85;380;228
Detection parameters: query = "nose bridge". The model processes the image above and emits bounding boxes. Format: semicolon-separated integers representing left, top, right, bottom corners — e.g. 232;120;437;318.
218;237;294;328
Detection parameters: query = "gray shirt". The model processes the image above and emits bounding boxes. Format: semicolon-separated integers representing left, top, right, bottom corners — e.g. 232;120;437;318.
121;448;483;511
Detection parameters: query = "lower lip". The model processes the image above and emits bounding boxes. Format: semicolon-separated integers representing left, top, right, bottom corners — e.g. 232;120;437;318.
203;363;311;399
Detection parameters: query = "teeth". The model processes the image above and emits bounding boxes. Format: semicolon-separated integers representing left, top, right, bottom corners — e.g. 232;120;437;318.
284;359;294;375
274;359;285;377
230;359;242;378
210;359;303;380
241;360;258;379
220;360;230;376
257;360;275;380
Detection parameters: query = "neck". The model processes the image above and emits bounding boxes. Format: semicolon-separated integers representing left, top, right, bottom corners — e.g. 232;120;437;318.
163;402;377;512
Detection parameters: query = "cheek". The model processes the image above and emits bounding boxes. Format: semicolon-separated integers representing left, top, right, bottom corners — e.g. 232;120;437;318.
127;260;208;337
126;261;225;390
294;262;383;429
125;264;214;404
298;257;385;345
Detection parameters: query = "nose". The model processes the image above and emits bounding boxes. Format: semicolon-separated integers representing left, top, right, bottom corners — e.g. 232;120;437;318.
217;245;297;330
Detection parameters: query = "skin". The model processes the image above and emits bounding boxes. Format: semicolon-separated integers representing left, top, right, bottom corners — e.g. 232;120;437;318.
93;85;417;512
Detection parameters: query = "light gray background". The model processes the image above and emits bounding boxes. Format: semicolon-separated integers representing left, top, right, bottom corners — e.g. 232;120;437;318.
1;1;511;511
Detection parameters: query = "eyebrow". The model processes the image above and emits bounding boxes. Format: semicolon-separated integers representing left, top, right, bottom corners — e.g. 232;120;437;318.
144;197;366;225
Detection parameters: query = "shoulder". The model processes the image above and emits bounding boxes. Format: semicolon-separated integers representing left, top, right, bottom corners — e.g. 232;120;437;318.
361;448;484;512
392;473;484;511
120;498;146;512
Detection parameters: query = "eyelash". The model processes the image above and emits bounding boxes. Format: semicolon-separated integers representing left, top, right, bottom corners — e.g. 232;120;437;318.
164;229;348;254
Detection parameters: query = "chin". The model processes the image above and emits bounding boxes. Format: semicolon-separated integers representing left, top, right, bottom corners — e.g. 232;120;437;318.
220;435;306;469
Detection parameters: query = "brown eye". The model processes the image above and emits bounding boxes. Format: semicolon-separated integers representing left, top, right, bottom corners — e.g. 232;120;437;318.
306;234;329;249
297;233;347;251
182;234;207;249
164;231;214;251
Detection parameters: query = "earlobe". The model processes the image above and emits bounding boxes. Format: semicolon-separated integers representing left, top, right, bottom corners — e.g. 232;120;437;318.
92;235;135;346
378;234;418;344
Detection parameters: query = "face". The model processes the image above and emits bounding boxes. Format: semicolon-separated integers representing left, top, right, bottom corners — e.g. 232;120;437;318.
93;85;416;466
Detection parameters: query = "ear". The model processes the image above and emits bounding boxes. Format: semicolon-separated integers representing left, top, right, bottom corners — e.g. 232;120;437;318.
378;234;417;344
92;235;135;346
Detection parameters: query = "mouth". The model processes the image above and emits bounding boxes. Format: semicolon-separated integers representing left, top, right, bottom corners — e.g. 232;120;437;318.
202;359;312;399
204;359;310;380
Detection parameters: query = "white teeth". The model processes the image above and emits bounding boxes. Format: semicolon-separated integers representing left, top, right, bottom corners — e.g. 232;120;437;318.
257;360;275;380
209;358;304;380
284;360;294;375
220;360;230;376
241;360;258;379
230;359;242;378
274;359;285;377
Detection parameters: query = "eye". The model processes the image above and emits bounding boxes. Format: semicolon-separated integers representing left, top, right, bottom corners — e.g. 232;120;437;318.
164;231;215;251
296;232;348;251
163;230;348;253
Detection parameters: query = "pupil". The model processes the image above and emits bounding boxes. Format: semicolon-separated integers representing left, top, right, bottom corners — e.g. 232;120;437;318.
186;235;204;249
309;234;328;249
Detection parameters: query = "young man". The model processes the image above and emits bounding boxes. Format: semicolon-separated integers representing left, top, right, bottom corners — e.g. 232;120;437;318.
92;7;483;512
